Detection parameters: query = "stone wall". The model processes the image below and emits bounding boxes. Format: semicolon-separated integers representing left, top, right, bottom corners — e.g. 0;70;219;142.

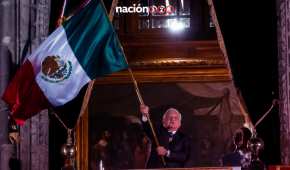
0;0;51;169
277;0;290;164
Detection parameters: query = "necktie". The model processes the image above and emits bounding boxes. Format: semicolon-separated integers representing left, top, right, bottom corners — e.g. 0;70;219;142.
168;132;174;142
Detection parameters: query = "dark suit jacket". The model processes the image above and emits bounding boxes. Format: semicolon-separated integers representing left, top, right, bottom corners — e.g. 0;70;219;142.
222;151;243;166
142;120;191;168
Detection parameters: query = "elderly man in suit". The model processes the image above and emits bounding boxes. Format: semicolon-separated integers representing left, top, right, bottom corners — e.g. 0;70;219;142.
140;104;191;168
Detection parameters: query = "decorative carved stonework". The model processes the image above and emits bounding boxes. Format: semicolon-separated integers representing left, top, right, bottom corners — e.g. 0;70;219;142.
96;67;230;84
130;57;225;67
124;41;227;68
277;0;290;164
95;41;231;84
0;0;50;169
125;41;225;68
15;0;51;170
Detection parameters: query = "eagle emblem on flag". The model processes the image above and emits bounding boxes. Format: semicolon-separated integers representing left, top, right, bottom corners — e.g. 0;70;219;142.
41;55;72;83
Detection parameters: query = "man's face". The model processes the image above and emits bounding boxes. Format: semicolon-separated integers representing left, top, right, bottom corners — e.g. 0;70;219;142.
162;110;181;131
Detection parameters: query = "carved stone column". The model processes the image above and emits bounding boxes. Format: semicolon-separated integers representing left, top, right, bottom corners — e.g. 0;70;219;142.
0;145;15;170
20;111;49;170
0;0;51;169
277;0;290;164
0;1;16;169
17;0;51;170
0;46;12;170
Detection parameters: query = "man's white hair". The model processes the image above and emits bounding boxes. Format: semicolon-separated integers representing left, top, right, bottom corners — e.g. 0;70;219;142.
162;108;182;122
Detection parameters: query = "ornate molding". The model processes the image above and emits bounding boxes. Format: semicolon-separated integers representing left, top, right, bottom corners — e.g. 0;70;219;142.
95;40;230;84
95;67;231;84
129;57;225;68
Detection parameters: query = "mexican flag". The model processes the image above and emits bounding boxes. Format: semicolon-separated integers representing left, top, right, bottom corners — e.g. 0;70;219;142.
2;0;128;124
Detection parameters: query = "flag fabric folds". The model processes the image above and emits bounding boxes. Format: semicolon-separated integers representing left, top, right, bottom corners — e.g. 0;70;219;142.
2;0;128;124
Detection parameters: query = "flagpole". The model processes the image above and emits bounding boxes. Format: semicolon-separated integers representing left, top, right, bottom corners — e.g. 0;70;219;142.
125;63;167;167
60;0;67;20
74;0;166;166
107;0;166;166
56;0;67;27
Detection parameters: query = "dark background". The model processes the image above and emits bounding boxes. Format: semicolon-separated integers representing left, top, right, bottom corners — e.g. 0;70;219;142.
49;0;280;168
214;0;280;165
